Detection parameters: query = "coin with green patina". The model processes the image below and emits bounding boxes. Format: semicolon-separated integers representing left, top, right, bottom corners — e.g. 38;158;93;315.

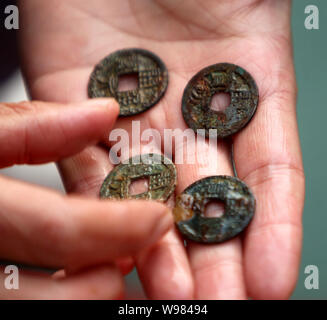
182;63;259;138
173;176;255;243
88;48;168;116
100;154;176;201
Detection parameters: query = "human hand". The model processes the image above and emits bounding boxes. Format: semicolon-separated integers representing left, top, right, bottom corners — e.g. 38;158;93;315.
19;0;305;299
0;99;172;299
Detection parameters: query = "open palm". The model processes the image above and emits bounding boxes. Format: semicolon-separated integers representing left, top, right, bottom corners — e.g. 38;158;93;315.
19;0;304;299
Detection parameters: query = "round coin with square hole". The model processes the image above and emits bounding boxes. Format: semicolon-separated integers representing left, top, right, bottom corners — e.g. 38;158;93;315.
88;48;168;116
182;63;259;138
173;176;255;243
100;154;176;201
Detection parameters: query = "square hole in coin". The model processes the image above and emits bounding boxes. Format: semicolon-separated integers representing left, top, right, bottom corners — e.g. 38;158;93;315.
129;177;149;196
118;73;139;92
205;200;225;218
210;92;231;112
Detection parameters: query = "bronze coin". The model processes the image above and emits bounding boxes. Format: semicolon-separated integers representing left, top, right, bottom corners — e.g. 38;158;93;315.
173;176;255;243
88;48;168;116
182;63;259;138
100;154;176;201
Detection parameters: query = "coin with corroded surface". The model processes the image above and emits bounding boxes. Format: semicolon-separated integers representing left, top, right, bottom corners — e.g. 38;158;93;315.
100;154;176;201
173;176;255;243
182;63;258;138
88;48;168;116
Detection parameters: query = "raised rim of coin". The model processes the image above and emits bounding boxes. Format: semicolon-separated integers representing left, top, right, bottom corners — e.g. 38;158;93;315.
88;48;169;116
182;63;259;138
100;153;177;201
173;175;255;243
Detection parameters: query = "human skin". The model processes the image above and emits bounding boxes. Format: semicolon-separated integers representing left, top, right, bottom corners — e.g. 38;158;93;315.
0;99;173;299
19;0;305;299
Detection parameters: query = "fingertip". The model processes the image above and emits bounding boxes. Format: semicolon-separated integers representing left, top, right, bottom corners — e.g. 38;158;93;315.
95;98;120;116
59;98;119;149
116;200;174;243
114;200;174;252
123;200;173;223
76;97;119;109
74;98;120;119
137;201;174;241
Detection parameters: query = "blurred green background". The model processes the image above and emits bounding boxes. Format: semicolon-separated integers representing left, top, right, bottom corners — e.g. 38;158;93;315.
290;0;325;299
